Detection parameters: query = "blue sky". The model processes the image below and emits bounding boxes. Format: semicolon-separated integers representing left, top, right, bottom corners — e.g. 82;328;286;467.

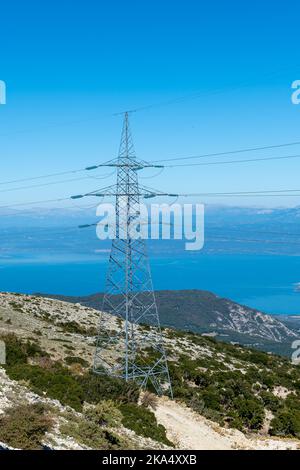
1;0;300;208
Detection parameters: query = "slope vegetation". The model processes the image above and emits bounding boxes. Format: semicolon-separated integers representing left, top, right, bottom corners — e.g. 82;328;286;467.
0;292;299;450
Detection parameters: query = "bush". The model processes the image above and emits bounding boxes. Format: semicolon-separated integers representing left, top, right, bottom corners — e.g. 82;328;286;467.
1;334;47;367
0;403;52;449
65;356;90;367
60;419;110;449
83;401;122;428
260;391;283;413
56;321;87;335
78;371;139;405
270;410;300;438
201;388;222;411
233;398;264;430
56;321;97;336
60;407;127;449
284;394;300;411
245;350;271;366
119;403;173;446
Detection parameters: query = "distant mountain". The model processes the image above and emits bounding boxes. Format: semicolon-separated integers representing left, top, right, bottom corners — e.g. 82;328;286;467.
43;289;298;356
1;204;300;257
205;204;300;224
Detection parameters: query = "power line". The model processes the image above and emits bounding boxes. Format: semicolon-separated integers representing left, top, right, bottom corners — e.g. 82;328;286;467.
0;163;117;186
1;64;299;138
209;236;300;246
0;173;117;194
0;161;159;187
0;197;71;209
179;192;300;198
0;201;100;217
115;64;300;115
153;140;300;163
164;153;300;168
73;187;300;200
0;214;298;246
0;168;87;185
0;150;295;194
2;138;300;189
2;187;300;211
208;228;300;238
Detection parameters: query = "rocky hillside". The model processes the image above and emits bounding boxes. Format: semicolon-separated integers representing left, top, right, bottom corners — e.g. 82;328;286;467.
0;292;300;450
44;290;298;356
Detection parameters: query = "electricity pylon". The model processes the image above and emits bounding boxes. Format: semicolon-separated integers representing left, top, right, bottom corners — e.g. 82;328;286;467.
92;113;172;396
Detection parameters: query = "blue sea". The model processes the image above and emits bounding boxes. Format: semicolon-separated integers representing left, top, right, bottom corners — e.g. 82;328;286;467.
0;254;299;316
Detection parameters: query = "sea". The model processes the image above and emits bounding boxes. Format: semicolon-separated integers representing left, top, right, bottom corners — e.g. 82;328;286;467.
0;253;299;316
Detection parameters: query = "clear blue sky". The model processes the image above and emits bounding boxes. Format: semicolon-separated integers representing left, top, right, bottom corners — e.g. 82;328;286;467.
1;0;300;208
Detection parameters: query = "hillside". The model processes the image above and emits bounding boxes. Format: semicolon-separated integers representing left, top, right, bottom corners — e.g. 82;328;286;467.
0;292;300;450
44;290;298;356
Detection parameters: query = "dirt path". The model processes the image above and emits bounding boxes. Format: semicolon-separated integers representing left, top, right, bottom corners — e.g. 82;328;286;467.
154;397;299;450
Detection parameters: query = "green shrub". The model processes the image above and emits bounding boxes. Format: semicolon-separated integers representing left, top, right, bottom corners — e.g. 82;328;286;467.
5;341;139;413
201;407;224;424
260;391;283;413
60;419;110;449
63;344;75;351
84;401;122;428
0;403;52;449
7;363;84;411
60;408;128;449
284;394;300;411
227;415;244;431
119;403;173;446
233;398;264;430
56;321;97;336
237;349;274;366
201;388;222;411
1;334;47;366
56;321;87;335
270;410;300;438
78;371;139;405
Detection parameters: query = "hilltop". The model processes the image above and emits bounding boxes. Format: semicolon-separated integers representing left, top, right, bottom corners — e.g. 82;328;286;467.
0;292;300;450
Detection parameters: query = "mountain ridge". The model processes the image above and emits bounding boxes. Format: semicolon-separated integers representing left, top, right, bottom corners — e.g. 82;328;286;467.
41;289;299;356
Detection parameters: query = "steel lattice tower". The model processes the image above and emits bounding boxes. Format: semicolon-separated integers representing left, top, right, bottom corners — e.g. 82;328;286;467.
93;113;172;396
